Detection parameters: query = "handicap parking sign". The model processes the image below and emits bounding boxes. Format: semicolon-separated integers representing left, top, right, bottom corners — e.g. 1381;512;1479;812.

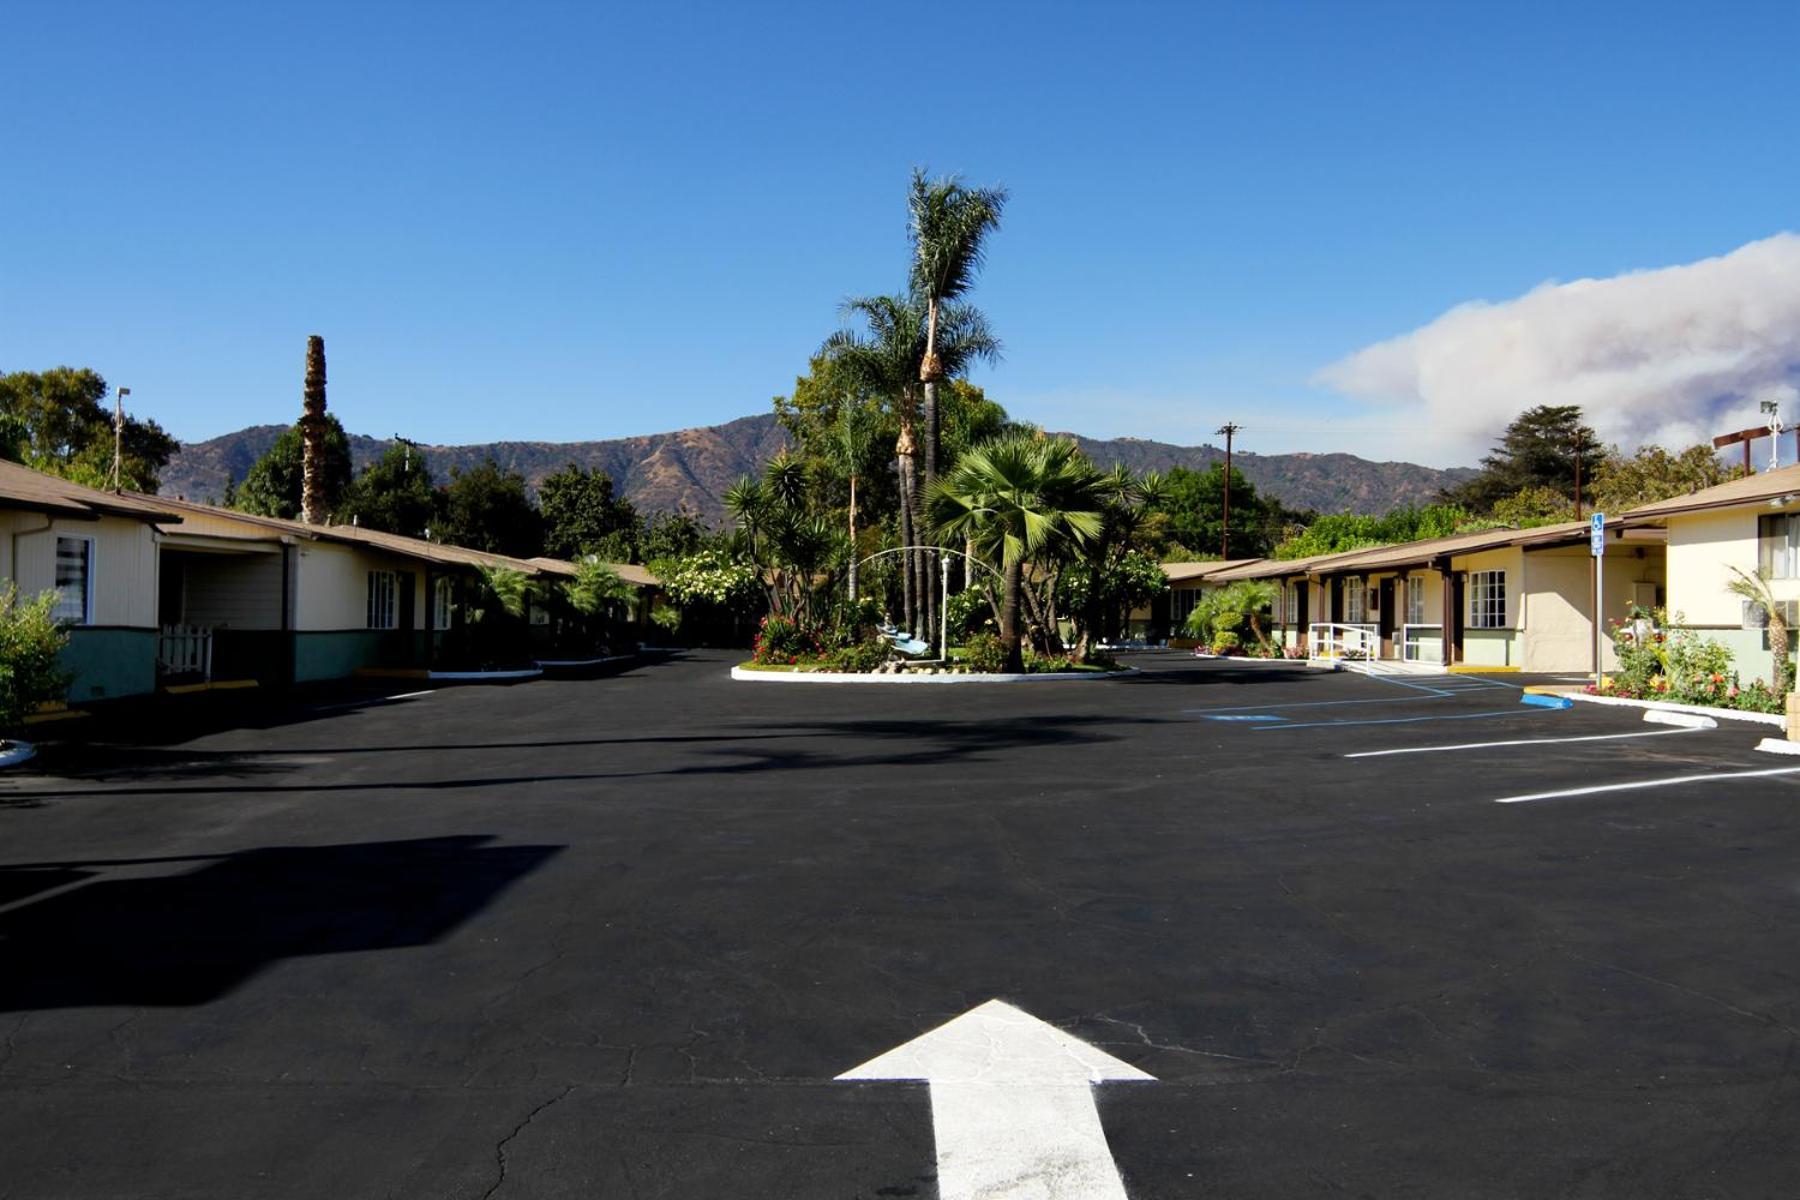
1590;511;1606;556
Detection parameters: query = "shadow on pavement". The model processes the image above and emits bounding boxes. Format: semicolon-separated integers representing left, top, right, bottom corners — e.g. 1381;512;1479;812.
0;835;561;1010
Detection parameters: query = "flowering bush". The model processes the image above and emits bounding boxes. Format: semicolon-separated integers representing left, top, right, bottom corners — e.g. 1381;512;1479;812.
1599;605;1779;712
751;614;820;666
652;548;760;610
962;632;1008;674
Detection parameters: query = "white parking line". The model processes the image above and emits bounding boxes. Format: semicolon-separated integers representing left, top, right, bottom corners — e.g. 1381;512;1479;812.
1495;765;1800;804
1347;728;1699;759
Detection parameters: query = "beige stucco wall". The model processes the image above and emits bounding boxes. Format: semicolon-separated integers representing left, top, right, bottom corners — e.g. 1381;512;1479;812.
1664;508;1800;627
0;510;159;628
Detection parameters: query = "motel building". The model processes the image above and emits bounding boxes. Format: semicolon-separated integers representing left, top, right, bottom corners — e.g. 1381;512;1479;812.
1159;519;1668;675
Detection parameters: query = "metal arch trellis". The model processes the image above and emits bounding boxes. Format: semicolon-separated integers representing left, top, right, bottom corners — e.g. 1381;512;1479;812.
852;545;1003;659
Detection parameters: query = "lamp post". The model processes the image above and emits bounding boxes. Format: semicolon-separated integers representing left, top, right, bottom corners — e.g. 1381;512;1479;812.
1763;400;1783;472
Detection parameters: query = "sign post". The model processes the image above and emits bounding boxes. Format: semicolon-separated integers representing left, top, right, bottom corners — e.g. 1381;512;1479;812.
1590;512;1606;689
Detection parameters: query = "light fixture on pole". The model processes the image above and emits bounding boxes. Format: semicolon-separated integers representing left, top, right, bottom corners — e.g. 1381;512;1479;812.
1762;400;1783;472
110;386;131;490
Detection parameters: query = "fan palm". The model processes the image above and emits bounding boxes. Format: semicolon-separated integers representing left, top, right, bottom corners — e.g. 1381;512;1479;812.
562;559;637;619
927;434;1105;672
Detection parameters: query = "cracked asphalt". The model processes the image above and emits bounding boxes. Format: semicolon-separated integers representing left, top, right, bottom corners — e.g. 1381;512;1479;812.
1;650;1797;1197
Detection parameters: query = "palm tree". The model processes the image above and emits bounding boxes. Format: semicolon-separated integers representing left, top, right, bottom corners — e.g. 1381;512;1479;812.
1224;579;1280;652
910;171;1006;646
824;293;998;640
833;396;878;600
927;434;1105;672
1725;565;1792;691
563;559;637;619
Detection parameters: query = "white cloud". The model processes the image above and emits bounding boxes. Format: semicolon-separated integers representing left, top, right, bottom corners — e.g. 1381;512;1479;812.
1315;233;1800;459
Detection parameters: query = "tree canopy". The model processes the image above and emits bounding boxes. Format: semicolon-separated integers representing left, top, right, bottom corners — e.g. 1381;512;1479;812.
1588;442;1743;513
1445;404;1607;514
538;463;639;560
337;442;436;538
1150;464;1291;559
434;459;544;559
0;367;178;492
236;416;354;519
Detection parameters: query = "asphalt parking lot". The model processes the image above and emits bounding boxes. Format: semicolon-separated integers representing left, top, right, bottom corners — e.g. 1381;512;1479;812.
1;651;1797;1198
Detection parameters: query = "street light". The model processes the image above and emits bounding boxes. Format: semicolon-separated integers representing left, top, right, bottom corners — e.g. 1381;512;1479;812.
1763;400;1783;472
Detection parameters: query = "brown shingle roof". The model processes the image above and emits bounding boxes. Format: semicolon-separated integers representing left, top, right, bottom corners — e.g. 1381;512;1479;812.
0;459;181;523
1161;559;1262;583
1620;462;1800;520
138;494;552;575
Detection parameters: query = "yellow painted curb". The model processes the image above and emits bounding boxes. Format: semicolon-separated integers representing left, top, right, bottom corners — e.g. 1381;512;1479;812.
1449;665;1520;674
25;708;89;725
162;678;261;695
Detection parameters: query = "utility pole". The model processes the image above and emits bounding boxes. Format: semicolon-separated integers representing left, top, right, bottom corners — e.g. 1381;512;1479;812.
1217;422;1240;559
1573;438;1582;521
110;386;130;490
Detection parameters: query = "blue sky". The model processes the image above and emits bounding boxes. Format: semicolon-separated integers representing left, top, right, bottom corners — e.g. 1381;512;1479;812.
4;1;1798;467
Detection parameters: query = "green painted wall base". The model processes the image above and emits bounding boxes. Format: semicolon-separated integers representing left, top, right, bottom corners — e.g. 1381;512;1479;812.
292;631;389;684
60;628;158;702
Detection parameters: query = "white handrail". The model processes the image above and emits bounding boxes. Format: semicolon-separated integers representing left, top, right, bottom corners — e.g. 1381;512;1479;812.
1307;622;1377;665
1400;623;1445;664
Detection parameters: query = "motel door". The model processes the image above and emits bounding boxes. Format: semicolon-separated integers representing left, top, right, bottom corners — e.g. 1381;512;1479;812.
1450;574;1467;665
1378;578;1396;659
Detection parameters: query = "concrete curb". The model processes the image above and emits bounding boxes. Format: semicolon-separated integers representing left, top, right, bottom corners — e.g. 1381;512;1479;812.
1544;689;1783;727
0;740;37;768
729;665;1134;684
1644;710;1717;729
1756;737;1800;756
426;668;544;682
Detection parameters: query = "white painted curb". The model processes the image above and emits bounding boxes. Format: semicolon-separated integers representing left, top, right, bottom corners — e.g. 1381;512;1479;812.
0;740;37;768
426;668;543;682
729;665;1134;684
1756;737;1800;756
534;655;635;668
1643;710;1717;729
1559;690;1783;727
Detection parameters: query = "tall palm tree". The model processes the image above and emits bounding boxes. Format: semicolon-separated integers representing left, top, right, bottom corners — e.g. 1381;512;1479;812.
1725;566;1792;692
910;171;1007;645
833;396;878;600
927;434;1105;672
824;293;998;639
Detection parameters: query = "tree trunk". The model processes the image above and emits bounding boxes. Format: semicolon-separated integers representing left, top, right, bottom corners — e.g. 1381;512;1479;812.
1000;557;1025;673
896;412;918;634
1774;614;1791;692
847;474;859;602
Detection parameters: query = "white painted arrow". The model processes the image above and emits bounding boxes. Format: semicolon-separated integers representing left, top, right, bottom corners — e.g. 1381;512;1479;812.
837;999;1154;1199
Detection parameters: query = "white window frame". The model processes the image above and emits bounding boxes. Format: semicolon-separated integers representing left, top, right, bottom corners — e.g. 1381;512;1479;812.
53;535;95;625
1405;575;1426;625
1343;577;1366;624
1284;584;1298;625
1469;570;1507;629
1170;587;1199;626
367;570;399;630
432;577;454;631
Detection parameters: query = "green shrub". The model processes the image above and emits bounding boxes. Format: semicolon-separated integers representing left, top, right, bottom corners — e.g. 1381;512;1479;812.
752;613;820;666
650;603;681;633
1211;630;1241;654
962;632;1008;674
946;588;995;639
0;587;69;731
821;638;890;673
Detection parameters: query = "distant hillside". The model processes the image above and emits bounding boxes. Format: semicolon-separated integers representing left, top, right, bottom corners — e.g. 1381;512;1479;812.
162;415;1474;523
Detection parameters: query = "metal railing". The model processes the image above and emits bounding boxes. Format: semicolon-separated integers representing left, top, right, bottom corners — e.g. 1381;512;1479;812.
1400;623;1445;664
1307;622;1378;665
158;624;213;681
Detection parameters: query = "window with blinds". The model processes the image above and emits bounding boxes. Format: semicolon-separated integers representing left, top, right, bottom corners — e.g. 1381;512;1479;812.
54;537;92;624
1343;578;1366;624
1758;514;1799;579
1405;575;1426;625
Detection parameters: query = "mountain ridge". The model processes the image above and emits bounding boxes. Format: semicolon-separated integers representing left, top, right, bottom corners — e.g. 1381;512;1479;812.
160;413;1476;522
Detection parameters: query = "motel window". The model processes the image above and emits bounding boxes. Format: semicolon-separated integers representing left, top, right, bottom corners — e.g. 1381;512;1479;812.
1284;584;1298;625
1343;578;1366;624
1405;575;1426;625
53;536;93;624
367;570;399;630
1469;570;1507;628
1758;514;1800;579
432;577;454;631
1171;588;1200;625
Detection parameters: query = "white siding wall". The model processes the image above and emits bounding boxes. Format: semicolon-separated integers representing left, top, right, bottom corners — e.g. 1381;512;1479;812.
292;541;428;630
179;552;285;629
0;510;159;627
